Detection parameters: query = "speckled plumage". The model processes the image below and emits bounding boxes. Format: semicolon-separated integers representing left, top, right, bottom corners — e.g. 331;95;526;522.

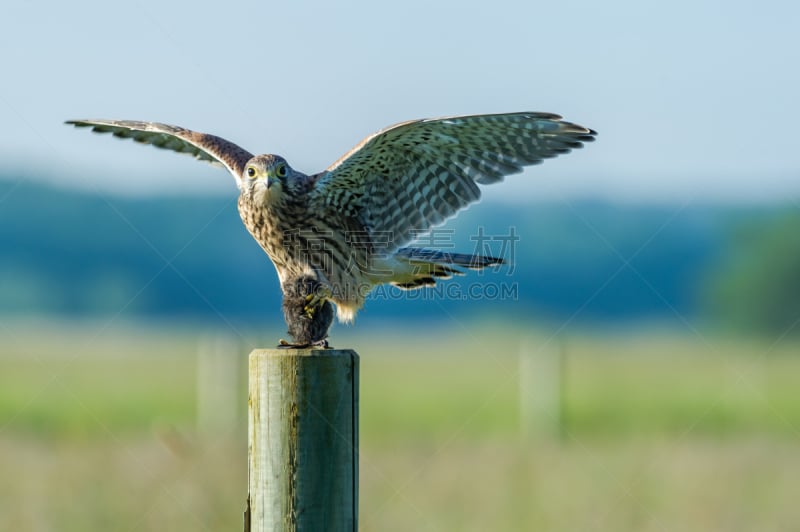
67;113;596;344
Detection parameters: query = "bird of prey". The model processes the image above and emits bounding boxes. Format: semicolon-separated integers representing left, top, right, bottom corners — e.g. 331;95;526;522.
67;113;596;347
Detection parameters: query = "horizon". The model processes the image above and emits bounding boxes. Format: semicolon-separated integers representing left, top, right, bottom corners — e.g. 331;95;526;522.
3;166;796;206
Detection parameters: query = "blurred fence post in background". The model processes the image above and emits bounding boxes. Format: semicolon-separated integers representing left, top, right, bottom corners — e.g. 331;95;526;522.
196;335;243;436
245;348;359;532
519;338;566;441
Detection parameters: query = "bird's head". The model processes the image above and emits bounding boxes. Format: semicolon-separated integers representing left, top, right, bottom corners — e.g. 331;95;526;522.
242;154;295;204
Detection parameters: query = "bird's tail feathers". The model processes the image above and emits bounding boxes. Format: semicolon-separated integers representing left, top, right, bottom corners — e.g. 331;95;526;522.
392;247;504;290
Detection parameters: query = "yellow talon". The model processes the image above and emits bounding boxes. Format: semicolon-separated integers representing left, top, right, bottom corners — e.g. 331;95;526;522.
302;286;332;319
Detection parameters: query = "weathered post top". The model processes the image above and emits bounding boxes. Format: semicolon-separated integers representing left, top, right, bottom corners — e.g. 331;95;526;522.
246;348;359;532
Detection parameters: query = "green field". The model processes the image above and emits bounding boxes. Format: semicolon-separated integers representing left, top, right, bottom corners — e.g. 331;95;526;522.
1;320;799;531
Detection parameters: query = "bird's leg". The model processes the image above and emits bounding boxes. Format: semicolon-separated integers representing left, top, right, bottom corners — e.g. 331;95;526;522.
303;285;333;319
281;276;334;348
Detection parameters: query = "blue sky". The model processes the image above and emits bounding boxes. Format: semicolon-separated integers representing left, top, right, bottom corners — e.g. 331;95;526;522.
2;0;798;203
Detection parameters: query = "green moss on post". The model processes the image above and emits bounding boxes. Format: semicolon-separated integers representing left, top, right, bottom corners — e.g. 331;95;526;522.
246;348;359;532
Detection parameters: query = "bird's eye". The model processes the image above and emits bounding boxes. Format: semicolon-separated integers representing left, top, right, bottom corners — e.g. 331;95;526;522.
247;167;256;178
275;163;287;178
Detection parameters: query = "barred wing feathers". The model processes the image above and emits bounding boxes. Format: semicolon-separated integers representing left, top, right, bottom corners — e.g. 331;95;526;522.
65;119;253;182
312;112;596;251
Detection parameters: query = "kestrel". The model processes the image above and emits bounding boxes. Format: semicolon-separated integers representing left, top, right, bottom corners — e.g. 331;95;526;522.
67;113;596;346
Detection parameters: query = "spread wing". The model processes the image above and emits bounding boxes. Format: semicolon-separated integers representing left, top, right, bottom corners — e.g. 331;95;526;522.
65;119;253;184
310;112;596;251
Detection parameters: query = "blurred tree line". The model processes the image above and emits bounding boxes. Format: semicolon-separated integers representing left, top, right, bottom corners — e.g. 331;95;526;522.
0;176;796;335
706;211;800;337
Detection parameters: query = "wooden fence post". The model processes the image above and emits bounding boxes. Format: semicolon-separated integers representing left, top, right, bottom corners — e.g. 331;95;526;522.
196;335;241;436
519;338;565;441
245;348;359;532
